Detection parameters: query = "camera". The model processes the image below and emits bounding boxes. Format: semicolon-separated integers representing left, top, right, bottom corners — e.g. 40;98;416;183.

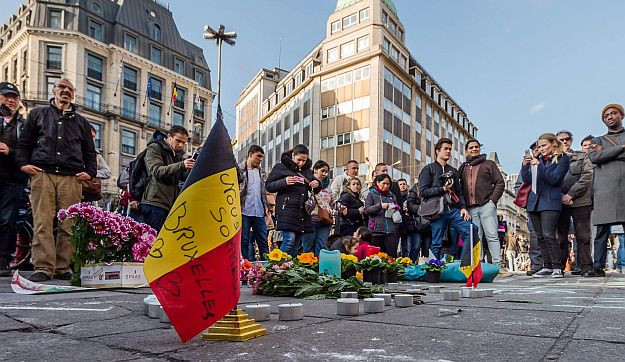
439;171;454;185
0;104;11;117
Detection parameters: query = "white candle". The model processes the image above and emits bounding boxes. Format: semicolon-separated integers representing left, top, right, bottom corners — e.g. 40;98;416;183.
143;294;157;316
278;303;304;321
147;299;161;319
429;286;442;293
363;298;385;313
245;304;271;322
373;293;392;306
394;294;414;307
461;286;473;298
386;282;399;289
340;291;358;299
336;298;359;316
159;306;170;323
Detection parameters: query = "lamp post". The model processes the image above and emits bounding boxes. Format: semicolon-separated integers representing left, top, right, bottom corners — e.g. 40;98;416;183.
203;24;237;106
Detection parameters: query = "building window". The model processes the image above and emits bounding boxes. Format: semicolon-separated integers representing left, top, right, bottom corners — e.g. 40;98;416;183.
172;112;184;126
149;76;162;100
91;2;102;13
85;83;101;111
123;66;137;91
320;77;335;92
390;46;399;62
87;54;103;81
359;8;370;21
381;11;388;25
331;20;341;34
321;136;335;149
46;46;62;70
148;103;162;127
194;98;205;118
124;33;137;52
46;76;60;99
88;19;103;41
90;122;102;149
22;50;27;72
342;13;358;29
389;19;397;34
337;132;351;146
194;69;205;86
48;9;62;29
336;71;352;88
174;58;184;75
327;47;338;63
306;63;314;77
150;46;161;64
122;94;137;120
357;36;369;52
340;42;355;58
121;129;137;155
321;106;335;119
399;54;407;69
151;24;161;42
383;37;390;53
174;87;186;109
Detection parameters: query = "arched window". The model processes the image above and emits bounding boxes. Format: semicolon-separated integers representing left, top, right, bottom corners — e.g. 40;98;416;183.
151;24;161;42
91;2;101;13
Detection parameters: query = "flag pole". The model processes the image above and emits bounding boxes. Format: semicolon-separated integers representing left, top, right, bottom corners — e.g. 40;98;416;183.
469;223;474;288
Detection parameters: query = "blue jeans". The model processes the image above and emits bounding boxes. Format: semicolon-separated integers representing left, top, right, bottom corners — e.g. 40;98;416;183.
140;204;169;233
528;219;543;271
469;201;501;263
302;222;331;256
241;215;269;261
280;231;302;257
430;208;474;260
593;224;625;269
617;234;625;268
408;232;422;261
0;181;25;258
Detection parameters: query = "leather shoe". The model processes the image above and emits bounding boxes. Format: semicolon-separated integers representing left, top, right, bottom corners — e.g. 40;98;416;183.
55;272;73;280
582;271;596;277
593;268;606;277
29;272;52;282
571;270;582;276
526;270;539;276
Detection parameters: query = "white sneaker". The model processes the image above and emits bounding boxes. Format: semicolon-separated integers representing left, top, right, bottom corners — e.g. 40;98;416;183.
532;268;553;278
551;269;564;278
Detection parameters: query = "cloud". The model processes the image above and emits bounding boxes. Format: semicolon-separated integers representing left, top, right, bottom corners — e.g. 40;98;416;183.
529;102;545;113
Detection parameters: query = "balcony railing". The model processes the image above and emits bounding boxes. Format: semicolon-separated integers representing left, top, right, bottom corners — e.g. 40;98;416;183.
123;79;137;91
87;68;102;81
147;116;164;129
46;60;61;70
121;108;138;121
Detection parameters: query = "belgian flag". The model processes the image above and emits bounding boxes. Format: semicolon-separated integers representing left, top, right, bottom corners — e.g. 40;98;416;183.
460;223;483;288
144;106;241;342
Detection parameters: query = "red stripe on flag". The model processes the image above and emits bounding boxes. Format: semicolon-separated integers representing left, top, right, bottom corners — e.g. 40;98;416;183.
149;231;241;342
466;262;483;288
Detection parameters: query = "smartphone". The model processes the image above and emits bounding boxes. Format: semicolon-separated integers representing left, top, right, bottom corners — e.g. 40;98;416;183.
192;151;199;160
524;149;531;157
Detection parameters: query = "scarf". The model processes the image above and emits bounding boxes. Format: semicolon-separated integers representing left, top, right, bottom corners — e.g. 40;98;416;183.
374;185;390;196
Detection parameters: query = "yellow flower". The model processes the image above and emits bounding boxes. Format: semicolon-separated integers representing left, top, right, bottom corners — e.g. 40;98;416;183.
399;257;412;265
356;271;363;280
374;252;389;260
341;253;358;263
297;252;318;264
268;249;286;261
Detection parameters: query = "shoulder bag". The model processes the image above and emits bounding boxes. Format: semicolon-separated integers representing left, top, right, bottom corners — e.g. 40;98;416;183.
513;183;531;208
417;195;444;220
299;172;334;225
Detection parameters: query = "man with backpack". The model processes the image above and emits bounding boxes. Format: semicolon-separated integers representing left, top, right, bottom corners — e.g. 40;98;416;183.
140;126;194;232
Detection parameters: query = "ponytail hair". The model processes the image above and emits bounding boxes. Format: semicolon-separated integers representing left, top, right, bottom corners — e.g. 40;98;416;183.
538;133;565;163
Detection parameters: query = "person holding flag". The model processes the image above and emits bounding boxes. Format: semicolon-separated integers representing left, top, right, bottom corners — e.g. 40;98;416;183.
143;107;242;342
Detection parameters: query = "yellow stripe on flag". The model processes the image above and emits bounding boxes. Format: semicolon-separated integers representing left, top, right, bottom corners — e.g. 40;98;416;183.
460;241;482;278
143;167;241;282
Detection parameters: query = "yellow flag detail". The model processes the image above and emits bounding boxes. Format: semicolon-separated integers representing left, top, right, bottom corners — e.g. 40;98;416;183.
143;167;241;282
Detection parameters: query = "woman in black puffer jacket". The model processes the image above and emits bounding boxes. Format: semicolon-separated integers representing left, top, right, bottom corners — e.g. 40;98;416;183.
266;144;321;257
338;177;365;236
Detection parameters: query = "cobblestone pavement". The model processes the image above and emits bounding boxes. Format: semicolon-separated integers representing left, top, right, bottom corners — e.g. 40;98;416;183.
1;272;624;361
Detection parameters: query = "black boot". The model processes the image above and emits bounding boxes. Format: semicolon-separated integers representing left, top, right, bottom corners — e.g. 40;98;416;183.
0;257;10;277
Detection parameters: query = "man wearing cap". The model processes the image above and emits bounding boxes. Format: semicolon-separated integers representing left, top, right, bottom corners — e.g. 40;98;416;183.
588;104;625;276
0;83;27;276
459;139;507;272
555;130;593;276
15;79;97;282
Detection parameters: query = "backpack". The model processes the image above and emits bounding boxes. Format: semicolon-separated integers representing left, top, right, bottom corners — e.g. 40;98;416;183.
127;149;150;201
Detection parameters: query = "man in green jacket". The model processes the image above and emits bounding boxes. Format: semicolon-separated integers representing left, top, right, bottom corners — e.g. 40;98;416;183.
141;126;194;232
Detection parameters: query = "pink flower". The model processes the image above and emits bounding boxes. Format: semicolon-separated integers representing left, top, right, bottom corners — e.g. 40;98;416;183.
87;242;97;251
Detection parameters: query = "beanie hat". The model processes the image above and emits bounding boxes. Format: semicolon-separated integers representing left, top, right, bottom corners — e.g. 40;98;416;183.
601;104;624;119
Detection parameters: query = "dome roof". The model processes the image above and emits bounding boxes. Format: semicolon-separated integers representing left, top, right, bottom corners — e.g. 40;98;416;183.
335;0;397;17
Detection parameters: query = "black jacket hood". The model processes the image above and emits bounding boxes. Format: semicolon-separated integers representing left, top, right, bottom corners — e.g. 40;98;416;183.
280;151;312;173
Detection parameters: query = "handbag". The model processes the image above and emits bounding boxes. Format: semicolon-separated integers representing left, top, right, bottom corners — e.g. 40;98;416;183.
312;193;334;225
513;182;531;208
414;215;431;231
82;178;102;202
417;195;444;220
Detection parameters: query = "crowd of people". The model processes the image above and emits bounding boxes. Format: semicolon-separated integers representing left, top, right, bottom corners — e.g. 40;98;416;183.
0;77;624;282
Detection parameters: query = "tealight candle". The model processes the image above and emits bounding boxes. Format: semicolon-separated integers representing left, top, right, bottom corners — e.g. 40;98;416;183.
278;303;304;321
336;298;359;316
143;295;157;316
159;306;170;323
373;293;392;306
394;294;414;307
340;291;358;299
245;304;271;322
363;298;385;313
147;299;161;319
443;290;461;301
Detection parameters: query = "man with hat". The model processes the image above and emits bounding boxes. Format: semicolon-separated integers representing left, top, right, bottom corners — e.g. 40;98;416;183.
0;82;27;276
459;139;507;272
588;104;625;276
15;79;97;282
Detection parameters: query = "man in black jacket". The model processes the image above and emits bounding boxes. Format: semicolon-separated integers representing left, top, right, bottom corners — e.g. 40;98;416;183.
15;79;97;282
419;138;474;260
0;83;28;276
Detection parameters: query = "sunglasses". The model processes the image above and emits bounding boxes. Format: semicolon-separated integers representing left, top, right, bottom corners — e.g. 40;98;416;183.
558;137;571;142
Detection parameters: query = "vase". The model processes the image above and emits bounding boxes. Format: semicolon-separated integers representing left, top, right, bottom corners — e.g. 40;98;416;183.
426;270;441;283
341;268;356;279
386;270;398;283
363;269;381;284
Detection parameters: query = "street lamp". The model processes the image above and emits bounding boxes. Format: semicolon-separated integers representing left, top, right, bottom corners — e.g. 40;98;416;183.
203;24;237;106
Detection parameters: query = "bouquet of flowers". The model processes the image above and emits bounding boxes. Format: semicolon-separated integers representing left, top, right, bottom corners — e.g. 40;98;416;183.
57;203;156;285
340;253;358;273
295;252;319;269
424;258;447;272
